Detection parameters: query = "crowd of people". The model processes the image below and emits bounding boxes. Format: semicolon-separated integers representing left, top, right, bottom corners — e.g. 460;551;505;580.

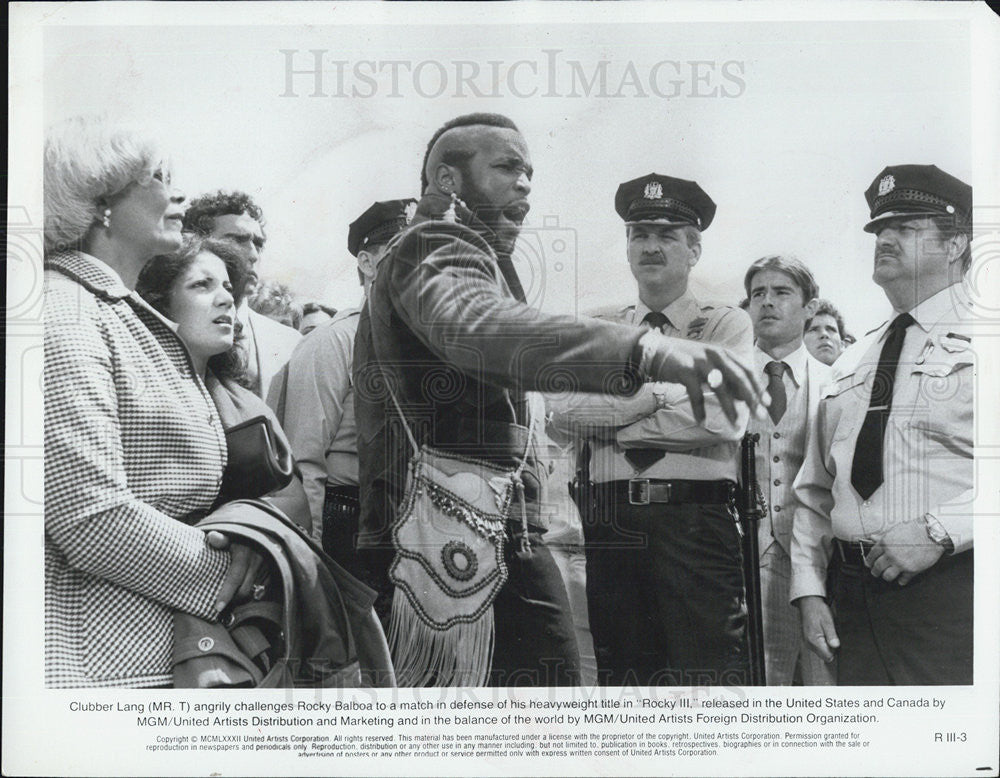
43;112;973;689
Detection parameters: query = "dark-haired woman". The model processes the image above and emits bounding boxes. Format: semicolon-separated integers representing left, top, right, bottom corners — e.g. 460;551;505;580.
137;238;393;685
136;237;311;528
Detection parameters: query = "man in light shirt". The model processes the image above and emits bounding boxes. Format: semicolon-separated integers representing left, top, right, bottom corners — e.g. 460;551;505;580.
791;164;974;684
267;199;415;572
744;254;835;686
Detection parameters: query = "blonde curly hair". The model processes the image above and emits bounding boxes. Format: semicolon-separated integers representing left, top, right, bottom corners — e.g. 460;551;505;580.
44;116;168;253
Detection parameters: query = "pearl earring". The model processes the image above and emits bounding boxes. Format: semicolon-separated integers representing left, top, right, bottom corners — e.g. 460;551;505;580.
102;209;111;229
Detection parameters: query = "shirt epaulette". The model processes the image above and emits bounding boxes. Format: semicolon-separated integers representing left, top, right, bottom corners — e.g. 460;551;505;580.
331;307;361;324
699;300;739;314
586;303;633;319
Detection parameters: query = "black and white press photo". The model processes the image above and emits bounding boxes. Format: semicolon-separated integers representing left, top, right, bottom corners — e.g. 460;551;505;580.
5;2;999;776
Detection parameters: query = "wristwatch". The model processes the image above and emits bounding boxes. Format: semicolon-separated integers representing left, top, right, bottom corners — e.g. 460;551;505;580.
922;513;954;554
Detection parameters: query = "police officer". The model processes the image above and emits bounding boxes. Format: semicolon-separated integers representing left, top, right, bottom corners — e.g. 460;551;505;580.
791;165;974;685
558;173;755;686
268;199;416;576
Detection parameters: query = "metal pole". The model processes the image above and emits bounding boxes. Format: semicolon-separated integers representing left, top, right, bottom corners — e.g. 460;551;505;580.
739;432;767;686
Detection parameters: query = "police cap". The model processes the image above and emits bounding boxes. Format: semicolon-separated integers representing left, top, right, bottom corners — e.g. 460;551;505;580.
615;173;716;231
864;164;972;233
348;198;418;257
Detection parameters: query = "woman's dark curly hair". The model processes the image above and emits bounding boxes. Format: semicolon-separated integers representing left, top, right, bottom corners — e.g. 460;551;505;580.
137;235;252;386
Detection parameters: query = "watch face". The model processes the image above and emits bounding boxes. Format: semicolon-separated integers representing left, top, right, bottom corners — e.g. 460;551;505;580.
923;515;952;549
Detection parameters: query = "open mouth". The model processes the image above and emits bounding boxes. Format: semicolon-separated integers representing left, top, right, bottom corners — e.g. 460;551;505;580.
503;202;530;223
213;315;233;326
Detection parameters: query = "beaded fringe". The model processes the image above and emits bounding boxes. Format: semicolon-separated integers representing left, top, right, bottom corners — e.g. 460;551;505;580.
387;590;494;687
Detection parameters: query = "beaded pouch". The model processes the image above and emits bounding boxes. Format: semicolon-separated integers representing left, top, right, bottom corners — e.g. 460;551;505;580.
387;445;520;686
382;387;535;687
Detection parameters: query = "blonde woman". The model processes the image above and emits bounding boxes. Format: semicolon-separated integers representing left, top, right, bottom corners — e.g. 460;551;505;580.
44;117;263;688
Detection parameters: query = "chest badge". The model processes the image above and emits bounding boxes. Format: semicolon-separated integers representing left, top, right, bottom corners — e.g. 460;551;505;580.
940;332;971;353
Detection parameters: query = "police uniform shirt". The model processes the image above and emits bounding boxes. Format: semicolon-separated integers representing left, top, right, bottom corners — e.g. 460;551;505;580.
267;308;361;538
790;283;975;600
586;288;753;483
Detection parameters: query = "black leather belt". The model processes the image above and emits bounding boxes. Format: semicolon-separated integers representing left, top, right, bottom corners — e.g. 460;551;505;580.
325;484;359;505
612;479;735;506
833;538;874;568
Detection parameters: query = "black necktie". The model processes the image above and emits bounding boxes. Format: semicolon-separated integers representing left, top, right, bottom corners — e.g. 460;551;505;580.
850;313;915;500
764;361;788;424
624;311;671;471
642;311;669;332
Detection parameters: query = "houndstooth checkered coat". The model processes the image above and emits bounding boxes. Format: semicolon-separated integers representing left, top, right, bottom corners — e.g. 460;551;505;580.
44;251;232;688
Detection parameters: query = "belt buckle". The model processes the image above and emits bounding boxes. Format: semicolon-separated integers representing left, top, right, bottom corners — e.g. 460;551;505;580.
837;539;870;565
628;479;652;505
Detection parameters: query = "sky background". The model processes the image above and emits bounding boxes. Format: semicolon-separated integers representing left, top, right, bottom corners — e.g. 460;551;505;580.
41;12;976;336
44;11;971;334
6;5;1000;776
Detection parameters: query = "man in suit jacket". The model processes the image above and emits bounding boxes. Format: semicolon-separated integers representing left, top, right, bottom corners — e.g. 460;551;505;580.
242;306;302;399
184;190;301;398
744;254;835;685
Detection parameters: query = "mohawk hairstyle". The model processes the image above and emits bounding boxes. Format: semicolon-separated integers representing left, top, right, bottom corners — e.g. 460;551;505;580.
419;113;520;192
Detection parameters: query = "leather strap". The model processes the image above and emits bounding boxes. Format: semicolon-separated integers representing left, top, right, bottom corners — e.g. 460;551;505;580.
228;600;282;626
172;622;265;686
230;625;272;666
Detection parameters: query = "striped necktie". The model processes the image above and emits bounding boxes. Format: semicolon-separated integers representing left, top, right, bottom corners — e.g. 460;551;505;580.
764;361;788;424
